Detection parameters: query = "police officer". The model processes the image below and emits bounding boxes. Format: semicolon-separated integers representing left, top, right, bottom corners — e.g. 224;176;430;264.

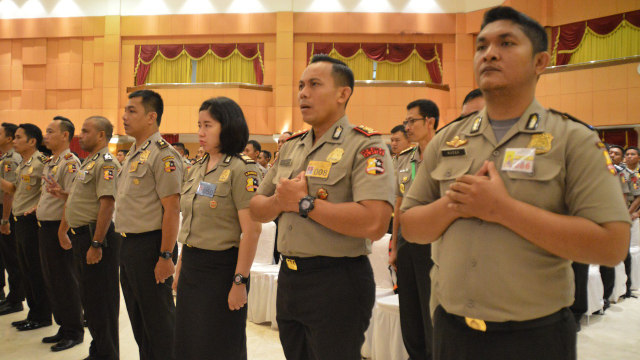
174;97;262;360
116;90;183;360
171;142;192;174
401;7;630;360
390;99;439;360
250;55;394;359
623;146;640;298
37;116;84;351
0;124;52;330
0;123;25;316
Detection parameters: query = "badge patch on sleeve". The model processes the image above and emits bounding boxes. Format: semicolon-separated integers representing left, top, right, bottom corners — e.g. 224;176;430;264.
103;169;114;180
164;160;176;173
365;158;384;175
4;163;11;172
246;178;259;192
360;147;385;158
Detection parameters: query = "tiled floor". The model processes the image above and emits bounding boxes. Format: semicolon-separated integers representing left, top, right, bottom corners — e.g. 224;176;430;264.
0;289;638;360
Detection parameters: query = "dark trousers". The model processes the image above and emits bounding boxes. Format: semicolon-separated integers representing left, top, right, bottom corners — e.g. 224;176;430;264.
273;217;280;264
600;265;615;300
433;306;576;360
276;256;375;360
38;220;83;340
0;209;23;304
175;246;247;360
397;241;433;360
14;213;51;322
120;230;176;360
570;262;589;319
70;222;121;360
624;252;632;294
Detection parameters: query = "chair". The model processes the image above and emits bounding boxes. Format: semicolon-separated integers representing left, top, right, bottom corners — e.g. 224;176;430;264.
610;262;628;302
630;219;640;290
586;264;604;316
247;221;279;324
253;221;277;265
371;294;409;360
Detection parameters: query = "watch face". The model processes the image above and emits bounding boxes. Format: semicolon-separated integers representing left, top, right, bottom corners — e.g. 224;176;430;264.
234;274;243;283
300;199;311;210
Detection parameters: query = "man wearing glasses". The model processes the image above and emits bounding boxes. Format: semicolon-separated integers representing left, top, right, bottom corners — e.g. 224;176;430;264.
389;99;439;360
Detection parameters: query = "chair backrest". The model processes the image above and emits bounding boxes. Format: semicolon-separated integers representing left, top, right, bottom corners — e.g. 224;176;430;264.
368;234;393;290
253;221;277;265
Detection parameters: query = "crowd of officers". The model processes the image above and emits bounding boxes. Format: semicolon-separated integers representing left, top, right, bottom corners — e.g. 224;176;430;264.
0;5;635;360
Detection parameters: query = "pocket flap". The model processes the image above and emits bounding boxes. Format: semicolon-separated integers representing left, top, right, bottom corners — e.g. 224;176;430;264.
431;159;474;181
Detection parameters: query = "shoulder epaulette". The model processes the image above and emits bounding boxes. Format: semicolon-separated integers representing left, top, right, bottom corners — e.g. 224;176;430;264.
39;155;50;163
238;154;256;164
353;125;381;137
156;139;169;149
63;153;73;160
103;153;113;161
435;111;478;135
549;108;594;130
398;145;417;156
286;130;309;142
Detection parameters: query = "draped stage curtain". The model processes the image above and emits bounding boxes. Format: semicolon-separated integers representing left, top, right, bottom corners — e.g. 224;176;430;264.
551;10;640;65
134;44;265;85
598;129;638;149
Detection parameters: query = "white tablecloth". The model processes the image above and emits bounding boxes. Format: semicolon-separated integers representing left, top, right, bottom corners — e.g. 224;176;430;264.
362;288;395;359
253;221;276;265
371;294;408;360
611;262;627;302
587;265;604;315
630;218;640;290
247;264;280;324
368;234;393;289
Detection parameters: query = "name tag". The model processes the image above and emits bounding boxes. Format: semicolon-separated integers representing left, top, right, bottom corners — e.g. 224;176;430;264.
196;181;217;198
280;159;292;166
502;148;535;174
305;161;331;178
442;149;466;157
77;171;86;181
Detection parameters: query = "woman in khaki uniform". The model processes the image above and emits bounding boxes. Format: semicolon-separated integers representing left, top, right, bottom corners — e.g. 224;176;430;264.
174;97;261;360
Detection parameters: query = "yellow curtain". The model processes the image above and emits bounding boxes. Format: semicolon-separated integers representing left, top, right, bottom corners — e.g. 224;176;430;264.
569;20;640;64
328;48;374;80
196;49;258;84
146;51;192;84
376;50;433;82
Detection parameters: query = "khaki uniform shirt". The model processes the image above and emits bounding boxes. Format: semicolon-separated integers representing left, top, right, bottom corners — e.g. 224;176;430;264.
394;146;420;248
401;100;630;322
179;153;260;251
13;151;47;216
614;164;632;205
257;116;395;258
115;132;183;233
65;147;119;228
623;165;640;202
36;149;80;221
0;150;21;206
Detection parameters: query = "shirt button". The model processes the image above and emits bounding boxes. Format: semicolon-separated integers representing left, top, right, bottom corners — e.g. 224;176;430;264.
492;150;500;157
288;225;293;231
445;170;451;177
467;300;474;308
470;259;477;267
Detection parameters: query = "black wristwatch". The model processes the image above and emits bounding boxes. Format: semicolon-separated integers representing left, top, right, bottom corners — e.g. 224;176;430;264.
90;240;104;249
233;273;249;285
298;195;315;218
159;251;173;260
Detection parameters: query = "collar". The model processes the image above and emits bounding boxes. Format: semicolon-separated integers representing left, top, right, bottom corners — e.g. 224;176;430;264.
410;146;421;163
300;115;349;152
21;151;40;167
51;148;71;165
129;132;162;155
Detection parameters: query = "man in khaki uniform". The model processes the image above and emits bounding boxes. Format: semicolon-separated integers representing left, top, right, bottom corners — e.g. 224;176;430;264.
0;123;25;316
37;116;84;351
116;90;183;360
0;124;52;331
400;7;630;360
251;55;394;359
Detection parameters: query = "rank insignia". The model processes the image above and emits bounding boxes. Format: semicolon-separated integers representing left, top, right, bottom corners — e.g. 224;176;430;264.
327;148;344;163
157;139;169;149
317;188;328;200
525;113;539;130
470;116;482;133
67;163;77;173
354;125;381;137
219;169;231;182
332;125;343;139
527;133;554;154
164;160;176;173
365;158;384;175
246;178;259;192
209;200;217;209
445;136;468;148
64;153;73;160
360;147;385;158
87;161;95;170
141;140;151;150
104;153;113;161
103;169;114;180
91;153;100;161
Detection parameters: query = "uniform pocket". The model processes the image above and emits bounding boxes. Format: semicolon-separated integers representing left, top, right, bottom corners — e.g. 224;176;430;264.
431;158;474;196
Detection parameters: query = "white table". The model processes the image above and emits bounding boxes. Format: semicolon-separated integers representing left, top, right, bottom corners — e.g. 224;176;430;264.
587;264;604;315
247;264;280;324
371;294;408;360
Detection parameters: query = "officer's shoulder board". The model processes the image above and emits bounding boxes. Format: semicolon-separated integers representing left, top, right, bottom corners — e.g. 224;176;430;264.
435;111;478;135
103;152;114;162
353;125;381;137
398;145;417;157
39;154;51;163
156;139;169;149
63;152;73;160
237;154;256;164
286;129;309;142
549;108;594;131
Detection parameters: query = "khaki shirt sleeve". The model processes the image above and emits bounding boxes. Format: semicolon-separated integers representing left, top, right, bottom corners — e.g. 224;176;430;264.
401;139;441;212
351;138;395;206
565;128;631;224
97;161;118;198
153;151;183;199
61;160;79;191
232;163;260;210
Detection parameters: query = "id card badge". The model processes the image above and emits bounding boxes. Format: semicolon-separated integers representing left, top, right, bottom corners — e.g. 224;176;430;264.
502;148;535;174
77;171;86;181
305;161;331;178
196;181;217;198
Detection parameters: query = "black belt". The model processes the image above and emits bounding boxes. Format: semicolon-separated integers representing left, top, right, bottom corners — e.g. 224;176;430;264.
281;255;366;272
444;307;570;332
13;213;35;222
37;220;60;227
70;224;92;235
120;229;162;238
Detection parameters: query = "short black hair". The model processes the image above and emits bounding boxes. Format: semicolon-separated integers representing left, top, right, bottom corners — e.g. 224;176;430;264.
129;89;164;126
625;146;639;156
171;142;186;151
481;6;548;55
463;89;483;106
1;123;18;140
199;97;249;155
390;125;407;136
118;149;129;155
261;150;272;161
87;116;113;141
247;140;261;153
184;148;189;157
18;123;43;148
53;115;75;142
608;144;624;153
309;54;355;104
406;99;440;130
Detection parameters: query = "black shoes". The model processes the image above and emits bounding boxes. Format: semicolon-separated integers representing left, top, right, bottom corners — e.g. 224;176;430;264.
11;318;29;327
51;338;83;352
42;333;64;344
16;320;52;331
0;301;23;315
603;298;611;311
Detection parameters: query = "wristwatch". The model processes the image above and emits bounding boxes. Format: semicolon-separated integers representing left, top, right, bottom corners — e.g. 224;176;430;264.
90;240;104;249
0;219;8;226
233;273;249;285
298;195;315;218
159;251;173;260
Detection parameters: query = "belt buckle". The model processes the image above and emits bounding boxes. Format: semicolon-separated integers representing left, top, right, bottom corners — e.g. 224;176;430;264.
286;258;297;271
121;233;127;238
13;216;17;222
465;317;487;332
37;221;41;228
70;228;76;235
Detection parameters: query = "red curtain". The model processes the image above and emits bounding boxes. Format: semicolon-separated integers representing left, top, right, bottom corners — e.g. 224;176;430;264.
134;43;265;86
551;10;640;65
307;42;443;84
598;129;638;149
161;134;180;144
69;137;89;159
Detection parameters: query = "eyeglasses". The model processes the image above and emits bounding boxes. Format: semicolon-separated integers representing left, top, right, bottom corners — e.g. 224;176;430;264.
402;118;426;127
